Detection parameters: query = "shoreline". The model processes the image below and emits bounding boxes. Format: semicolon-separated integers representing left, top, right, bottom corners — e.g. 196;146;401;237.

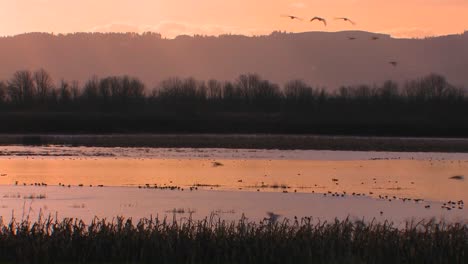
2;134;468;152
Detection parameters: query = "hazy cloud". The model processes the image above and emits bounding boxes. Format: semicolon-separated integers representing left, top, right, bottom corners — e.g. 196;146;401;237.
88;23;142;34
290;2;307;9
384;27;437;39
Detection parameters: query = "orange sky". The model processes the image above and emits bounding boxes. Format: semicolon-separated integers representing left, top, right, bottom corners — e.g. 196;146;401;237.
0;0;467;38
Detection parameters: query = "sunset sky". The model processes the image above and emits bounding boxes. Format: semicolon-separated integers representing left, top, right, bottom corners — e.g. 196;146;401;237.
0;0;467;38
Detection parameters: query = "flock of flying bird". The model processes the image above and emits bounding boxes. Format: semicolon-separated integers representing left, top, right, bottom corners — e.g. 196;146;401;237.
283;15;355;26
282;15;399;67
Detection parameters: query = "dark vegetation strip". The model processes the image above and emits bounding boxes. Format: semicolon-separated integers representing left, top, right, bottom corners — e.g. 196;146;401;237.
0;70;467;136
3;134;468;152
0;216;465;264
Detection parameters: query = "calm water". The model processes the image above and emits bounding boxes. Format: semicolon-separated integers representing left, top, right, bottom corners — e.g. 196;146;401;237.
0;146;466;223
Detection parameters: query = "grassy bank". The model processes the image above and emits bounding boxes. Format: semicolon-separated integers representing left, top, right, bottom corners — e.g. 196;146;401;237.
0;215;465;264
1;111;468;137
2;134;468;152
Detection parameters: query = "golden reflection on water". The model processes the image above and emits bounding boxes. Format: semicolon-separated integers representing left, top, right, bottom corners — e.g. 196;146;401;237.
0;158;467;202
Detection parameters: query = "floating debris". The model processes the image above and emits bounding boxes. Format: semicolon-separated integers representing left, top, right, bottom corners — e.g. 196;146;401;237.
24;194;46;199
212;161;224;167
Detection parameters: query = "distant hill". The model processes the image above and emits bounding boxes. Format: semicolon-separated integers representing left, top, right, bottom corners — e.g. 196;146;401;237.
0;31;467;89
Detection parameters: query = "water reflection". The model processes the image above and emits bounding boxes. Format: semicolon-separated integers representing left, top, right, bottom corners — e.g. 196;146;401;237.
0;156;467;202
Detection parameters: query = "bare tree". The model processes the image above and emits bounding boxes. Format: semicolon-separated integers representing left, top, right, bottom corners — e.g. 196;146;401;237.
207;79;222;100
98;77;112;100
59;80;72;103
380;80;399;101
337;86;351;100
34;68;54;103
284;80;313;102
83;76;99;101
118;76;145;100
222;81;238;102
236;74;261;103
404;73;461;101
0;81;7;104
352;85;377;100
7;70;35;105
71;81;80;102
128;77;145;99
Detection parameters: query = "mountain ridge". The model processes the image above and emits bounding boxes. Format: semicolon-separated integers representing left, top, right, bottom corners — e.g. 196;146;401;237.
0;30;467;89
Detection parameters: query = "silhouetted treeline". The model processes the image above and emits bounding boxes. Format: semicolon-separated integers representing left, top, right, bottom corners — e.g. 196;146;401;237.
0;69;467;136
0;69;465;110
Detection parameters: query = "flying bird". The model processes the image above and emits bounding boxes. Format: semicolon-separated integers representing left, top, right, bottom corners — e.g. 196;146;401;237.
282;15;303;21
310;17;327;26
348;37;357;40
389;61;398;67
335;17;356;25
371;36;380;40
266;211;281;223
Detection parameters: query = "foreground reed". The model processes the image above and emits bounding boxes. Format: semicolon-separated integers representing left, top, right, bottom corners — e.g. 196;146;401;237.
0;214;466;264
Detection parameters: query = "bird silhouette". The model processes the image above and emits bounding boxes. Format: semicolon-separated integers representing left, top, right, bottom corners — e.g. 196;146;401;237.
371;36;380;40
389;61;398;67
310;17;327;26
266;211;281;223
282;15;302;21
348;36;357;40
335;17;356;25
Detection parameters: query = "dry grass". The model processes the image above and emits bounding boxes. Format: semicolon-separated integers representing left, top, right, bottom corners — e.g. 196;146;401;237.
0;215;465;263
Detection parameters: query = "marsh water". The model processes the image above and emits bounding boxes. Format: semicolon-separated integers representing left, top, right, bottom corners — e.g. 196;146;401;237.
0;145;466;223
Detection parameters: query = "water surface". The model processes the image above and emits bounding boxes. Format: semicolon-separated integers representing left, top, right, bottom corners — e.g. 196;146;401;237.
0;146;466;223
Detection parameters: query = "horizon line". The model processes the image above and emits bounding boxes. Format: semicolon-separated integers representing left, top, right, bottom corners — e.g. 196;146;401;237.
1;30;467;40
